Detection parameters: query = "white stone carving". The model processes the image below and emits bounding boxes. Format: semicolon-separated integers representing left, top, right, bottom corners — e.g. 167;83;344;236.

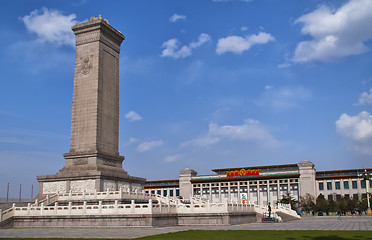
70;180;96;193
43;181;67;194
118;182;130;192
131;183;143;192
103;180;116;191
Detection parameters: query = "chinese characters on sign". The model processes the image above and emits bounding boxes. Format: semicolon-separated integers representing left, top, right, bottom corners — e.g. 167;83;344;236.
226;169;259;177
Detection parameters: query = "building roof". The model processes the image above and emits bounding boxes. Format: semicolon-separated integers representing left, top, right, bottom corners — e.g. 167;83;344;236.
212;163;299;173
316;168;372;180
191;173;300;183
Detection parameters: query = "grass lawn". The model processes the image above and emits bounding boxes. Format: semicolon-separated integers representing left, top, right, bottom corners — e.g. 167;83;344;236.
135;230;372;240
1;230;371;240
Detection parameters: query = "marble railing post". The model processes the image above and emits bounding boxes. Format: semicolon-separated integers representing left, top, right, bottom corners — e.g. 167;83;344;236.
114;200;118;213
69;190;72;200
149;199;153;214
68;202;72;214
207;200;211;211
40;203;44;215
82;190;85;200
94;189;97;198
54;202;58;214
119;188;123;198
131;200;135;213
35;199;38;206
83;201;87;214
27;203;31;215
0;209;2;221
46;195;50;205
98;201;102;214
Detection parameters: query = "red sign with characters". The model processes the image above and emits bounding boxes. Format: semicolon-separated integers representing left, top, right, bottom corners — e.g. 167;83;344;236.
226;169;259;177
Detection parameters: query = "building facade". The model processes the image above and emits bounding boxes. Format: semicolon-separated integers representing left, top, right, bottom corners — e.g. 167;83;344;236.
145;160;371;206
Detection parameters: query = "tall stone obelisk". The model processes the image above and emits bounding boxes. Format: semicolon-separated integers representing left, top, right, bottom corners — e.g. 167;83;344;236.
37;16;145;196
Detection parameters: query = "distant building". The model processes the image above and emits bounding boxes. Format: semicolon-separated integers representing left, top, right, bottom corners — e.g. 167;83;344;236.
145;160;372;205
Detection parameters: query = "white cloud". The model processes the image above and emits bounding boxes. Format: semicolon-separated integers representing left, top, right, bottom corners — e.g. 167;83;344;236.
136;140;164;152
180;135;220;148
125;111;142;122
265;85;273;90
181;119;278;148
358;88;372;105
336;111;372;155
255;85;312;111
241;26;248;32
293;0;372;62
122;137;139;147
21;8;77;47
161;33;211;59
278;62;291;68
216;32;275;55
169;14;186;23
164;154;183;163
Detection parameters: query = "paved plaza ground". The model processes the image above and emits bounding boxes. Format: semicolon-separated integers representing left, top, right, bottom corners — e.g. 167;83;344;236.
0;216;371;239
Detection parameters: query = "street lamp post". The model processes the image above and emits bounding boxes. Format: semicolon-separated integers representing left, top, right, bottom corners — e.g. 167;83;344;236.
361;170;371;215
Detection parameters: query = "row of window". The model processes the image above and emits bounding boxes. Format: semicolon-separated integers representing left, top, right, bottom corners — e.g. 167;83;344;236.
194;184;299;195
319;180;372;191
145;189;180;197
327;193;367;201
194;179;299;188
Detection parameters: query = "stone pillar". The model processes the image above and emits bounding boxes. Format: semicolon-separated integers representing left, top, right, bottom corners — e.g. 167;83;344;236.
179;168;197;200
64;15;125;170
298;160;316;198
36;15;145;197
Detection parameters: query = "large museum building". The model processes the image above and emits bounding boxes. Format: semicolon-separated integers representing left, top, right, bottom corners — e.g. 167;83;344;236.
144;160;372;206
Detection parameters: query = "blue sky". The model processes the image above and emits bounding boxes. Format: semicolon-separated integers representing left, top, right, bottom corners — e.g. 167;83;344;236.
1;0;372;198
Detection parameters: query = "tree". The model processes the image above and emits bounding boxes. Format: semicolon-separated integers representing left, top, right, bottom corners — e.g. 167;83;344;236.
328;198;337;212
315;194;328;213
300;193;315;213
278;192;298;210
337;197;348;213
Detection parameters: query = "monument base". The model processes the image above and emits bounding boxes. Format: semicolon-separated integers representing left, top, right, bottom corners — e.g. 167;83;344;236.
37;152;145;198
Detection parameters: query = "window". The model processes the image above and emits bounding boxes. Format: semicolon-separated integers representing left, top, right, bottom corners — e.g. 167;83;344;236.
335;182;341;190
176;189;180;196
361;180;366;189
352;181;358;189
343;181;349;189
344;194;349;199
163;190;167;197
370;180;372;188
169;190;174;197
328;195;333;201
353;194;359;200
193;189;200;195
319;182;324;191
151;190;155;194
327;182;332;190
336;194;342;201
157;190;161;195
